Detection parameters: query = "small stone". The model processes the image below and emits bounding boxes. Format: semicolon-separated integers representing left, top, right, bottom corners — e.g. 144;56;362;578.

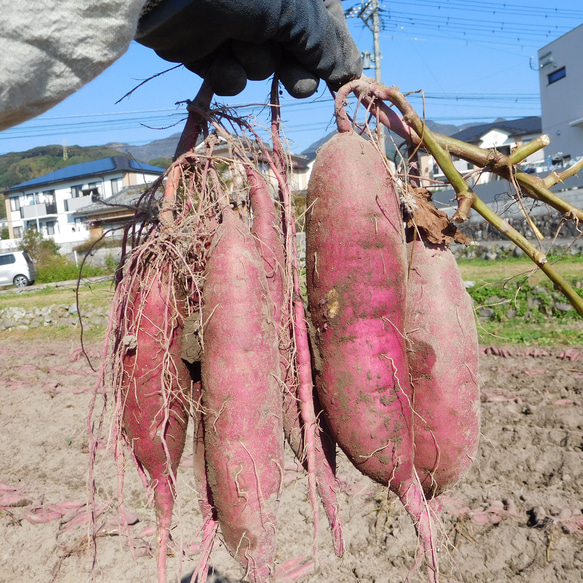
485;296;501;305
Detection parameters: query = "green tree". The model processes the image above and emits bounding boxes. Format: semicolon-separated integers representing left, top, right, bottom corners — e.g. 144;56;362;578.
19;228;60;263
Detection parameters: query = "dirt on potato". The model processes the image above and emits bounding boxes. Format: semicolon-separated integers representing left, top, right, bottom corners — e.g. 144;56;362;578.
0;336;582;583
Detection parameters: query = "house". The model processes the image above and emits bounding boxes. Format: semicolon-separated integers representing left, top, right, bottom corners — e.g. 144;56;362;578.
423;117;543;186
73;184;160;238
3;156;164;251
538;23;583;166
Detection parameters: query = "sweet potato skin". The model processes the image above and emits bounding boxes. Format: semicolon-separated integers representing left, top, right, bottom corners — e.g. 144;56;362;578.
306;132;414;490
406;237;480;498
201;208;284;582
120;266;190;582
306;132;440;580
248;166;344;556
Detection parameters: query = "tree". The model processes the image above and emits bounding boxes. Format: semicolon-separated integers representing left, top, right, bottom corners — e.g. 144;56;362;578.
19;228;60;263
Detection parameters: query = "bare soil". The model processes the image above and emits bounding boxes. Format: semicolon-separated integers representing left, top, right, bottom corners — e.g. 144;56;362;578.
0;337;581;583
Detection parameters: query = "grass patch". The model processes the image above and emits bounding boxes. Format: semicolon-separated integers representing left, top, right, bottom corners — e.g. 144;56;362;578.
459;255;583;346
0;280;113;342
2;254;583;347
458;255;583;285
476;318;583;346
1;323;109;343
0;280;114;311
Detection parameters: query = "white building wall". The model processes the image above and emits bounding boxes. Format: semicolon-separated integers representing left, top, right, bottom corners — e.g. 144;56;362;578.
6;170;159;245
479;129;512;149
538;24;583;163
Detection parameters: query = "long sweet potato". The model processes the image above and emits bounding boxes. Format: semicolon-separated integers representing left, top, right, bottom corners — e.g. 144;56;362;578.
121;264;190;583
247;166;344;556
406;235;480;498
306;131;437;580
201;206;284;583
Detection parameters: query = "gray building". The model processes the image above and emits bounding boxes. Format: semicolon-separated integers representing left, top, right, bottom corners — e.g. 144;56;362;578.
538;23;583;166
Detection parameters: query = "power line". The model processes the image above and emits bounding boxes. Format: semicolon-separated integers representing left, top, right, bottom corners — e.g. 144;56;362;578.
0;92;541;142
383;0;583;20
347;0;581;47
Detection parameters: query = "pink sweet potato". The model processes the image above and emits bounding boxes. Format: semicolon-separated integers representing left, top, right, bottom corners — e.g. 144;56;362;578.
406;235;480;498
201;207;284;583
190;367;219;583
306;131;437;579
247;166;344;556
121;265;190;583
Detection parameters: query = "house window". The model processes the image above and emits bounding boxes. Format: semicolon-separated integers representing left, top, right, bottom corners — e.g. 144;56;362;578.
13;226;23;239
71;185;84;198
548;67;566;84
46;221;55;236
10;197;20;212
82;182;101;200
111;178;121;194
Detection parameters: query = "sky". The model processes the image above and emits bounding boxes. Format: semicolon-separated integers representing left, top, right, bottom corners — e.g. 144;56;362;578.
0;0;582;157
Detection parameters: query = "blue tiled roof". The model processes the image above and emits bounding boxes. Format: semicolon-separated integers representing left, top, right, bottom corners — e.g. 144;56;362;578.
7;156;164;192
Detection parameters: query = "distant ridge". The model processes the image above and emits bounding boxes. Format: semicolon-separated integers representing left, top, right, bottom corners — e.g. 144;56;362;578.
106;132;181;165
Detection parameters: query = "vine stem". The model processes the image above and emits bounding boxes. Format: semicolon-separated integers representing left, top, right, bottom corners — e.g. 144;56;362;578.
471;196;583;317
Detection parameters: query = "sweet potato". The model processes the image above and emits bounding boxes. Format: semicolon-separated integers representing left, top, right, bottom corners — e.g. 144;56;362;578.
306;131;437;579
406;235;480;498
247;166;344;556
189;363;219;583
121;265;190;583
201;206;284;583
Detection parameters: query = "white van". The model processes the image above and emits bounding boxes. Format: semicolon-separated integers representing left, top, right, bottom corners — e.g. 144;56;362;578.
0;251;37;288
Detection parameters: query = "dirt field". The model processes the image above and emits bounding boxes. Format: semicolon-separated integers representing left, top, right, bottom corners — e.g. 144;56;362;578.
0;336;582;583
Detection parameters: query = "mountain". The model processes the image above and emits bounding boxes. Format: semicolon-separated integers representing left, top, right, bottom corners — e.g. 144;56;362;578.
425;120;477;136
106;133;181;164
0;144;131;192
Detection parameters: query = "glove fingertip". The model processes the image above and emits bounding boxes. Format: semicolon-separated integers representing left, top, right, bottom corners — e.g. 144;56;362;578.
279;64;319;99
209;55;248;96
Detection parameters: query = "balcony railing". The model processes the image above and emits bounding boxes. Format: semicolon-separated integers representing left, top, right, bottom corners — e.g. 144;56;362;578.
64;195;92;212
20;203;58;219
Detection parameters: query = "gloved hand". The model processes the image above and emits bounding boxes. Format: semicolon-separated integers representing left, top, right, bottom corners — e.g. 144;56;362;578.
136;0;362;98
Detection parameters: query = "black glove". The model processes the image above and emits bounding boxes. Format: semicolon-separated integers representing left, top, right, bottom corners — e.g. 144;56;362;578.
136;0;362;97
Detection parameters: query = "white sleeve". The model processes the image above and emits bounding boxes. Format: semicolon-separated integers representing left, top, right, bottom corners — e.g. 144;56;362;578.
0;0;149;132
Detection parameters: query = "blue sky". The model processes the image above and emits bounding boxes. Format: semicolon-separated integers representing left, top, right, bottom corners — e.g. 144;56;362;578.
0;0;581;157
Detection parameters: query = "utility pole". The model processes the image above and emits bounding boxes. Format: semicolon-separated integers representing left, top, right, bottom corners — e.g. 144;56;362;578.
371;0;382;86
371;0;385;155
349;1;385;154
